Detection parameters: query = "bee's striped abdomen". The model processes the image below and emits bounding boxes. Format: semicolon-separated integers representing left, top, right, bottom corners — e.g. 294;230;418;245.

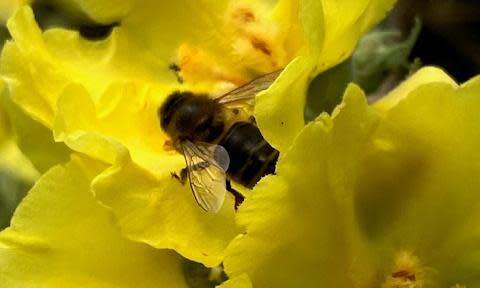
219;122;279;188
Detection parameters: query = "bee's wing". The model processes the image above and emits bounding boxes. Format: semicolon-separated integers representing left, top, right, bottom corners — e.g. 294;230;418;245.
215;69;283;109
181;140;230;213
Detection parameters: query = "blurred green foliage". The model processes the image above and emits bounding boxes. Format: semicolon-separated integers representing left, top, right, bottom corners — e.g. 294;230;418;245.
352;18;421;93
304;19;421;122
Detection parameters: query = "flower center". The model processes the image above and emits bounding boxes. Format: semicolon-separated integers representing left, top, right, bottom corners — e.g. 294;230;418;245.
381;251;432;288
172;1;289;92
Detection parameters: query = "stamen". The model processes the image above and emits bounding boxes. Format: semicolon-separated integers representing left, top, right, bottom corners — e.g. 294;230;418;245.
381;251;434;288
172;2;288;87
250;36;272;56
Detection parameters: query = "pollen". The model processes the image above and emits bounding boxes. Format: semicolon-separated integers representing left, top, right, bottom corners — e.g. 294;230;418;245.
163;140;174;151
381;251;434;288
176;44;245;86
173;2;288;88
226;2;286;72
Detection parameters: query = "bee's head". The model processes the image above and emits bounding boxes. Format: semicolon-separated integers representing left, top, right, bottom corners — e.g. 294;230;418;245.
158;91;224;144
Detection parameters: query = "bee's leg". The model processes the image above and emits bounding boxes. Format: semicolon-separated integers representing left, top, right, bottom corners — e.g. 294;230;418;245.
171;168;188;185
226;179;245;211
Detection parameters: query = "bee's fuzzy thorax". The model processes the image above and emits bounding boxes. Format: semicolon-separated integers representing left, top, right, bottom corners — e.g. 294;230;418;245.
159;92;225;144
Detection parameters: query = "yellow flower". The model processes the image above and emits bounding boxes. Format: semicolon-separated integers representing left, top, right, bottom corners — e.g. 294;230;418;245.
0;0;395;271
223;67;480;287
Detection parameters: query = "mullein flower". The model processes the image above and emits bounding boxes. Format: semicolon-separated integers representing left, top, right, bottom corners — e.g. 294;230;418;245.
0;0;395;273
223;67;480;287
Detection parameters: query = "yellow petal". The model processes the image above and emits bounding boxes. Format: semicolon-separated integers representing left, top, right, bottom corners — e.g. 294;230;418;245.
226;70;480;286
0;79;9;141
46;0;132;23
374;66;458;112
0;139;38;182
0;97;39;229
255;0;397;152
255;56;313;151
92;154;241;267
2;11;58;127
0;155;188;287
314;0;397;72
225;86;379;287
216;274;252;288
53;81;172;170
0;82;38;229
357;75;480;286
0;0;30;24
1;89;70;173
51;82;241;265
2;6;171;128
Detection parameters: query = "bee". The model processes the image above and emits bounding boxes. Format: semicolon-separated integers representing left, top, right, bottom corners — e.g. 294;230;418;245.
159;70;282;213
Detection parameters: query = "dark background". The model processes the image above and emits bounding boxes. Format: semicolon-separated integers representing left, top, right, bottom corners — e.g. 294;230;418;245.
392;0;480;82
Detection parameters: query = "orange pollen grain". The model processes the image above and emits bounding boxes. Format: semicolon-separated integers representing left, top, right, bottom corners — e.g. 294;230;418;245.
163;140;174;151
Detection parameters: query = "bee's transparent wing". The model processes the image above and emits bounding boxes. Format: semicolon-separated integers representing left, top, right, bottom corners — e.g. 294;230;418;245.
215;69;283;109
181;140;230;213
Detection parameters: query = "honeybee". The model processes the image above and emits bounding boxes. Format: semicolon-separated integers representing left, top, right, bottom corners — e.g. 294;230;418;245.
159;70;281;213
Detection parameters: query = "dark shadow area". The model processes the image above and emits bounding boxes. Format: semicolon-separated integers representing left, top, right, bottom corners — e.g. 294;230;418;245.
0;26;11;48
304;59;352;122
32;1;119;41
390;0;480;82
0;169;32;229
78;22;119;40
182;259;228;288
